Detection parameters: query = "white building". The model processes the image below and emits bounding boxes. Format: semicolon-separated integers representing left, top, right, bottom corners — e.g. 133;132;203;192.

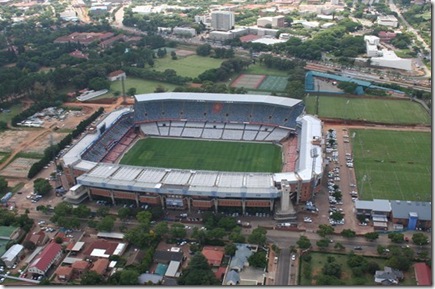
377;15;399;28
173;27;197;37
364;35;381;57
28;242;63;276
256;16;285;28
194;15;210;26
371;50;413;71
1;244;24;268
211;11;235;31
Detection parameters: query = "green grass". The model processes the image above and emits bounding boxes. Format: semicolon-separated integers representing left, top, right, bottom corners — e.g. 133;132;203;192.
0;104;23;124
120;137;282;172
152;55;224;78
110;77;180;95
351;129;431;201
304;95;430;125
244;63;289;76
299;252;416;286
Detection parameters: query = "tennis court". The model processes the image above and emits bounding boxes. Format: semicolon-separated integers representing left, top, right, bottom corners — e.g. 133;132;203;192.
258;76;288;92
230;74;266;89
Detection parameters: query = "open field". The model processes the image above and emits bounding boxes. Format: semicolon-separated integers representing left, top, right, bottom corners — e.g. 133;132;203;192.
258;76;288;92
351;129;431;201
152;55;224;78
0;104;23;124
110;77;180;95
243;64;289;76
304;96;430;125
120;137;282;172
299;252;416;286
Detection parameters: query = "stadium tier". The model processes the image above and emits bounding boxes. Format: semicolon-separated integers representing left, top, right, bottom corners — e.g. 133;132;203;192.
61;93;323;220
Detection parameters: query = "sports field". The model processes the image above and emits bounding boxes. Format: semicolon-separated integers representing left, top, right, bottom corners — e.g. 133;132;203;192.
153;55;224;78
351;129;431;201
110;77;179;95
231;74;266;89
304;95;430;125
258;76;288;91
120;138;282;172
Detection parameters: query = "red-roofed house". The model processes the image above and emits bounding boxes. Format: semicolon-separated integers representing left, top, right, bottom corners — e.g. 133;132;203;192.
72;260;89;276
28;242;63;275
107;70;126;82
55;266;73;282
414;263;431;286
28;231;48;246
90;258;109;275
201;246;225;267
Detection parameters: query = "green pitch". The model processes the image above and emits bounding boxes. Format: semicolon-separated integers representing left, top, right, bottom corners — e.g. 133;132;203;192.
120;138;282;172
258;76;288;92
304;95;430;125
351;129;431;201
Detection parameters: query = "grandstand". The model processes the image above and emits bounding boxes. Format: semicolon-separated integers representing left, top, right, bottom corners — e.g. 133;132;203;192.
61;93;323;220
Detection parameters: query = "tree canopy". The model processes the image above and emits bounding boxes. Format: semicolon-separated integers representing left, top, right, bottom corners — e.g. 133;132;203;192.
177;253;220;285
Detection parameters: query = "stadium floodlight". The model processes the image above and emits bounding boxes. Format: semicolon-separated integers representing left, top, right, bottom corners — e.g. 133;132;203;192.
310;147;319;158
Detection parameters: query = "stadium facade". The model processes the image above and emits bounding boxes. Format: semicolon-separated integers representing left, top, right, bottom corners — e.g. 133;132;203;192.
62;93;324;220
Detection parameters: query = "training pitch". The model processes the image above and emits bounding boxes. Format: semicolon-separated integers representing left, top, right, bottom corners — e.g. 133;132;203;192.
304;95;430;125
120;137;282;173
351;129;431;201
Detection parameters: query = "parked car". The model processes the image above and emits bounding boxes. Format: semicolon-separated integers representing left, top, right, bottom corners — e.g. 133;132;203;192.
353;246;363;250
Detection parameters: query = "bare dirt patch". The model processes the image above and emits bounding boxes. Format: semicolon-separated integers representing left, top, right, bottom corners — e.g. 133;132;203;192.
22;132;68;154
1;157;39;178
0;130;36;152
176;49;196;57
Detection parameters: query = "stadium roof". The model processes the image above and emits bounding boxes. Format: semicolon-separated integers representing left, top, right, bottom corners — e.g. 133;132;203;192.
134;92;302;108
62;107;132;167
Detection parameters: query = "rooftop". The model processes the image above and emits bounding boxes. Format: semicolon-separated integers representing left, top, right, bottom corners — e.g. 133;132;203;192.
390;200;431;220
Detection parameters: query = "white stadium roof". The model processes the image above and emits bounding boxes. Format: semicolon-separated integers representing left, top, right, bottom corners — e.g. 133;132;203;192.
134;92;302;108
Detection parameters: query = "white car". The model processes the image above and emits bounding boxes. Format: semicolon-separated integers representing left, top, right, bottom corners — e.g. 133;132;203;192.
291;255;296;261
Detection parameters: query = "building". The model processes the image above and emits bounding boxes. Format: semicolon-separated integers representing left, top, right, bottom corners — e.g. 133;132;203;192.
138;273;163;284
256;16;285;28
164;260;181;278
28;230;48;246
55;266;73;282
173;27;197;37
364;35;381;57
107;70;126;82
90;258;109;275
354;199;391;218
72;260;89;276
153;250;184;264
374;267;403;285
82;240;127;258
211;11;235;31
201;246;225;267
390;200;431;230
28;242;63;276
1;244;24;268
378;31;397;43
414;263;431;286
229;244;253;272
377;15;399;28
89;5;108;15
370;50;413;71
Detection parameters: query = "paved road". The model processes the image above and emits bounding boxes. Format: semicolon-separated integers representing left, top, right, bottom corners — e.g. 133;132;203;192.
275;248;290;285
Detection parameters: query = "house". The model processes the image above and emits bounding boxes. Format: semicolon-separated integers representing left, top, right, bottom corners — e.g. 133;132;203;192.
153;250;184;264
390;200;431;230
378;31;397;43
28;231;48;246
225;270;240;285
0;226;20;241
72;260;89;276
107;70;126;82
126;249;145;267
414;263;431;285
1;244;24;268
55;266;73;282
82;240;126;258
229;244;253;272
90;258;109;275
164;260;181;278
374;267;404;285
201;246;225;267
28;242;63;276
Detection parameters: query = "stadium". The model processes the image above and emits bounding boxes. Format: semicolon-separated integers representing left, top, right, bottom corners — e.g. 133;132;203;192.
62;93;323;220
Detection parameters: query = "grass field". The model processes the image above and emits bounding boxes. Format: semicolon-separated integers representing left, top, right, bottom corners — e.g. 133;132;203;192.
152;55;224;78
351;129;431;201
304;95;430;125
299;252;416;286
110;77;180;95
258;76;288;91
244;64;289;76
0;104;23;124
120;137;282;172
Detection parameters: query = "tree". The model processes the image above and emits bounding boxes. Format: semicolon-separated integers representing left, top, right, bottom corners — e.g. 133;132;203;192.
33;178;52;196
118;207;130;221
217;216;237;231
225;243;237;256
196;44;212;56
341;229;356;238
81;271;104;285
54;236;63;244
365;232;379;241
108;269;139;285
322;262;342;278
412;233;429;246
171;51;177;60
126;87;137;97
317;224;335;237
89;77;110;90
297;235;311;250
96;207;109;217
22;240;36;251
248;251;267;268
97;216;115;232
153;221;169;238
334;242;345;251
73;205;91;218
316;239;330;250
177;253;220;285
136;211;152;227
248;227;267;246
330;212;344;222
0;177;8;195
170;223;187;239
388;232;405;243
